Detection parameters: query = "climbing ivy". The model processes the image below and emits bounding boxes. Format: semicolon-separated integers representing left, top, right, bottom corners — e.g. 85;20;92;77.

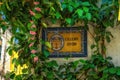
0;0;120;80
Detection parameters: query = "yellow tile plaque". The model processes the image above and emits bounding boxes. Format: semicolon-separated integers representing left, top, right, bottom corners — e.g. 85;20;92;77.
42;27;87;57
47;31;82;53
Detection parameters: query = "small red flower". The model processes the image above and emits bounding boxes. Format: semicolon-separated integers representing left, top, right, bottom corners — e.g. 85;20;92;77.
29;43;34;47
30;31;36;35
34;56;39;62
31;50;37;54
29;10;35;16
34;2;39;5
35;7;41;12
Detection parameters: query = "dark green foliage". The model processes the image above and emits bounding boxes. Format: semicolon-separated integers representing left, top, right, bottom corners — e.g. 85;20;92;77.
0;0;120;80
5;54;120;80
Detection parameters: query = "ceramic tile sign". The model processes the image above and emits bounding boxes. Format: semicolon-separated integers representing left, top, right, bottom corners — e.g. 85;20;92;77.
42;27;87;57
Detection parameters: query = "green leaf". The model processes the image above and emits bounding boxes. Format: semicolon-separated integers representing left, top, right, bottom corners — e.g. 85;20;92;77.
90;64;95;68
1;25;8;33
68;5;73;12
34;14;42;19
43;50;50;57
22;68;28;73
117;70;120;75
10;73;15;79
83;7;89;12
72;2;80;8
67;74;72;80
106;56;112;60
86;13;91;20
62;4;67;9
79;59;86;63
51;7;55;12
45;41;51;48
65;18;72;24
76;9;83;17
42;23;47;28
5;1;11;11
8;49;13;56
95;36;100;42
106;36;111;43
109;68;116;74
17;19;25;27
30;54;36;58
91;44;96;49
73;60;79;67
47;72;54;79
47;60;58;67
93;74;99;79
12;58;17;64
51;19;57;24
12;58;20;66
82;2;90;6
15;75;22;80
27;23;32;30
55;12;61;19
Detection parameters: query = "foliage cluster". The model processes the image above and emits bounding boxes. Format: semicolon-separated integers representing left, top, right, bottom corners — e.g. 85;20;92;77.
0;0;120;80
5;54;120;80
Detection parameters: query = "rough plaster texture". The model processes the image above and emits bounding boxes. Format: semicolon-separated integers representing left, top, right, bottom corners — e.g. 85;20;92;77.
106;27;120;66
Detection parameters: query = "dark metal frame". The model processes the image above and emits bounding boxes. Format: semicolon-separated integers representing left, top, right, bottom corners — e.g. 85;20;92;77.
42;27;87;58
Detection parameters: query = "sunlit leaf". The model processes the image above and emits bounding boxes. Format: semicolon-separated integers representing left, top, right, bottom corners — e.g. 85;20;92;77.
65;18;72;24
5;1;11;11
86;13;91;20
45;41;51;48
68;5;73;12
83;7;89;12
42;23;47;28
55;12;61;19
82;2;90;6
34;14;42;19
76;9;83;17
30;54;36;58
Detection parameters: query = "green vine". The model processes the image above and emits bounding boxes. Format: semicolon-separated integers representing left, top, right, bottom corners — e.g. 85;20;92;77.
0;0;120;80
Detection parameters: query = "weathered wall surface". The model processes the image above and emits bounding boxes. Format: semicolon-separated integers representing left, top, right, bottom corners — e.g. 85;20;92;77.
106;26;120;66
